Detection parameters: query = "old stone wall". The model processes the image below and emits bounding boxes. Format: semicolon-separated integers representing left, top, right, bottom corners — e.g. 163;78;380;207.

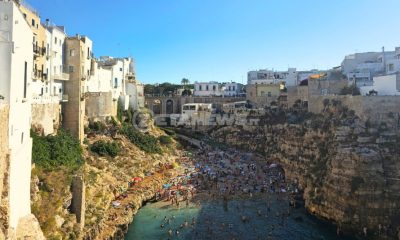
309;95;400;127
31;103;61;136
0;104;10;237
287;86;309;107
85;92;116;121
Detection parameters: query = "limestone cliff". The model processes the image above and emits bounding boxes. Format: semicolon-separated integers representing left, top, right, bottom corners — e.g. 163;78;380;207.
31;121;181;239
210;103;400;237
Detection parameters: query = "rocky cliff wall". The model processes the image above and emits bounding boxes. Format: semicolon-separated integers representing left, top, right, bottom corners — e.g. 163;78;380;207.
0;104;9;238
210;104;400;237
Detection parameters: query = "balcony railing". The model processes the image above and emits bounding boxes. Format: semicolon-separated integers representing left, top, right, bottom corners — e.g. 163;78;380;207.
53;72;70;81
32;69;42;80
33;44;46;56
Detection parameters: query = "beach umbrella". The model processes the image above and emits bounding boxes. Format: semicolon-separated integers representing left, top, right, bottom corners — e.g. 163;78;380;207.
133;177;143;182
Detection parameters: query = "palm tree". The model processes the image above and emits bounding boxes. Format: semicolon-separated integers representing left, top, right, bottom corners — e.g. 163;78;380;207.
181;78;189;87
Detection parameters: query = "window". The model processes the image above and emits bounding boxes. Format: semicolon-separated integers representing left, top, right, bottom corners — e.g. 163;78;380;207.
267;92;272;97
69;49;75;56
388;64;394;72
68;66;74;73
31;19;35;26
213;85;216;91
21;132;24;144
232;86;235;91
120;68;123;71
23;13;26;19
53;87;56;95
206;85;209;91
23;61;27;98
199;85;202;91
114;78;118;88
55;37;57;44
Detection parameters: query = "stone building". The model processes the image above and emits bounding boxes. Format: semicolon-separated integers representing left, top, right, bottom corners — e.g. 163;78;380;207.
85;56;144;121
246;83;282;108
63;35;93;142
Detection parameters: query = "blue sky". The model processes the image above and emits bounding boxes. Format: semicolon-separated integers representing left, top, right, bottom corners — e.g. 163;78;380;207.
28;0;400;84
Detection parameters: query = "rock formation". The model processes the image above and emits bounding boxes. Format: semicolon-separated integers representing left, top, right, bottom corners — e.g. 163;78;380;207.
210;103;400;237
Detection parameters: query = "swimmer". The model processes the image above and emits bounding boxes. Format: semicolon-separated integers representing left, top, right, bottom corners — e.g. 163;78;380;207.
167;229;173;236
160;224;165;228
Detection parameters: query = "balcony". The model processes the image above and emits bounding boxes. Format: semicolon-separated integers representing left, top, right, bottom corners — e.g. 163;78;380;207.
32;69;42;80
53;72;70;81
126;72;136;82
33;45;46;57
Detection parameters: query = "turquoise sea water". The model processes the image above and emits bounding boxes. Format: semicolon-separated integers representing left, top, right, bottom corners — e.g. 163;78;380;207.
125;198;356;240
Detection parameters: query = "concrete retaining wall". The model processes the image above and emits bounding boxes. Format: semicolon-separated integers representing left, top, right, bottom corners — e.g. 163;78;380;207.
31;103;61;136
85;92;117;121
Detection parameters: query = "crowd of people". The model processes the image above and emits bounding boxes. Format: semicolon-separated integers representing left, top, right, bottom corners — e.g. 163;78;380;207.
154;143;302;239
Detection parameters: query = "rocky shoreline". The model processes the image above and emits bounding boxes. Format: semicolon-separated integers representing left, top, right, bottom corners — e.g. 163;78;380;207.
84;168;179;240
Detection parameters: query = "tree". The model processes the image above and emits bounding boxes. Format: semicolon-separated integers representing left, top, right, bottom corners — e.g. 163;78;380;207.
181;78;189;87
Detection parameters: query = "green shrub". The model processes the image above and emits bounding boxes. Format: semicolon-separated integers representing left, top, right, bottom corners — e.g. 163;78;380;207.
90;140;120;157
159;135;173;145
120;124;162;154
117;100;124;122
31;130;84;170
88;121;106;132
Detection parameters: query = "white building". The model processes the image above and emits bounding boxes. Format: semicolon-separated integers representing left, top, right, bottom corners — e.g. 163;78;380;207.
193;81;223;97
86;60;113;93
359;73;400;96
87;56;144;111
96;56;132;101
341;47;400;87
44;24;69;103
247;68;299;86
126;79;145;110
222;82;244;96
0;0;35;234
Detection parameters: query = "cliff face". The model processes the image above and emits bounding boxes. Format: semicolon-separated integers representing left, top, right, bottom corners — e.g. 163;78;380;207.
31;122;181;239
210;105;400;235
